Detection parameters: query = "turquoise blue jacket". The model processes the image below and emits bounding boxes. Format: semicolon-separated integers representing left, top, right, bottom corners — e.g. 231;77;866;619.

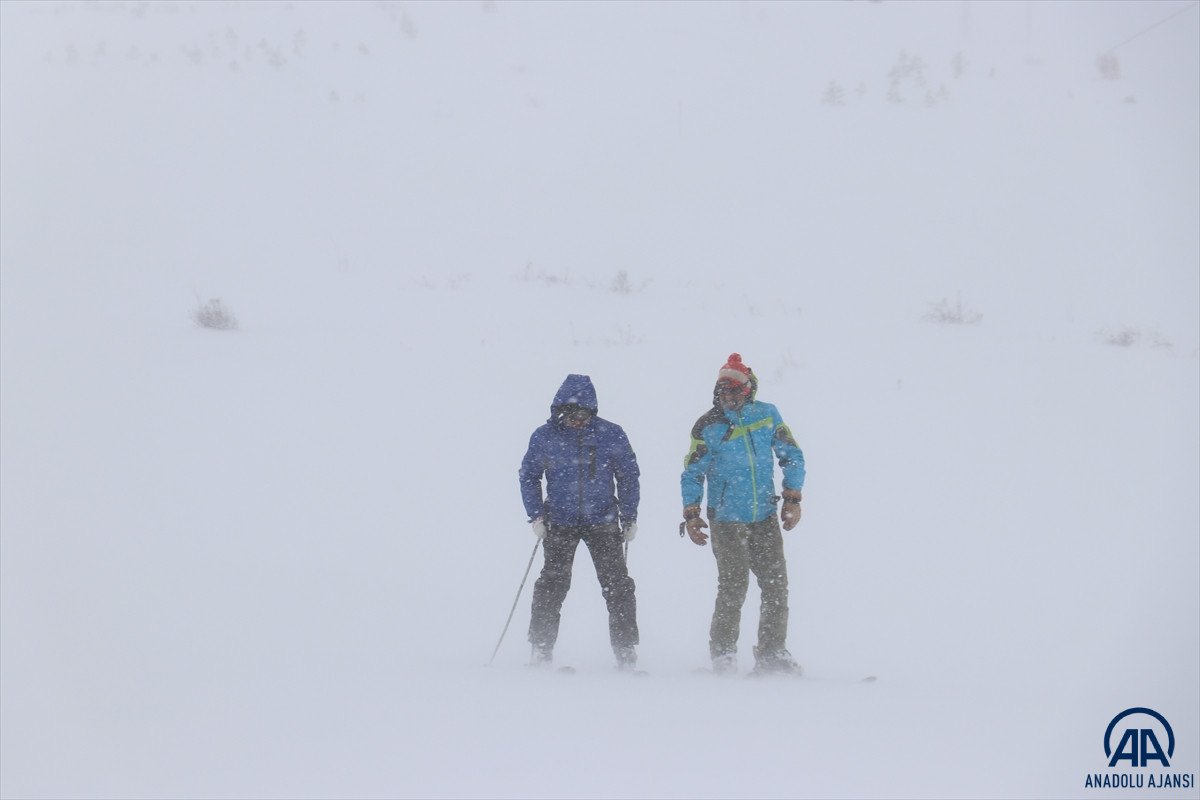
681;400;805;523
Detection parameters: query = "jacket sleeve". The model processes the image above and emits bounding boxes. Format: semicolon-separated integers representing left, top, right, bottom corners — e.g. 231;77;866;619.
612;427;640;523
518;429;547;521
680;429;712;508
769;406;806;491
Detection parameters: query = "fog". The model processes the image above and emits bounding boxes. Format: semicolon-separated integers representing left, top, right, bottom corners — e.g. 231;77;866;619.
1;1;1197;798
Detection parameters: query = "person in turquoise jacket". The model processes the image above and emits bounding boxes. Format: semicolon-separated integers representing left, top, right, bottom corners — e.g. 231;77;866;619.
681;353;806;676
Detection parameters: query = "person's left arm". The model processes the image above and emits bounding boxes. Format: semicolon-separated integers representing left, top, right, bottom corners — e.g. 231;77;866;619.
769;405;806;516
611;426;641;525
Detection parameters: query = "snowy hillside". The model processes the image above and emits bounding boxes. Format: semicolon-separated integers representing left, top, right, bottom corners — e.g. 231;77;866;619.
1;1;1197;798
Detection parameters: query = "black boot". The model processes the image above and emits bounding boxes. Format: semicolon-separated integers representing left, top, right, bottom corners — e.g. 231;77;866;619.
614;645;637;672
528;643;553;668
751;646;803;676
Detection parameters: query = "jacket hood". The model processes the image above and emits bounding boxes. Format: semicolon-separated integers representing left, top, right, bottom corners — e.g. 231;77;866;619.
550;374;598;418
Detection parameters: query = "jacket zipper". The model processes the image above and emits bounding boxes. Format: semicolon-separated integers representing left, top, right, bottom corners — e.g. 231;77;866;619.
739;410;759;520
576;431;585;525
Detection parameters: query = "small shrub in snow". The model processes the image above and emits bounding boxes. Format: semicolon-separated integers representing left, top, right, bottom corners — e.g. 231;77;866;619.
951;51;967;79
416;272;472;290
1150;331;1173;349
889;51;927;86
193;298;239;331
611;270;634;294
569;324;644;347
518;261;573;287
604;325;643;346
608;270;649;295
925;84;951;107
1096;52;1120;80
1099;327;1139;347
773;350;799;382
399;10;418;39
1097;327;1172;349
822;81;846;106
924;296;982;325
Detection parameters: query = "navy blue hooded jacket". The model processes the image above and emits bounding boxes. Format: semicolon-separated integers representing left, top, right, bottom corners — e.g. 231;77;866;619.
519;375;640;527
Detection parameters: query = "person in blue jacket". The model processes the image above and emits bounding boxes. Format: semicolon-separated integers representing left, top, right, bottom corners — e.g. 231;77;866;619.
519;374;641;671
681;353;806;676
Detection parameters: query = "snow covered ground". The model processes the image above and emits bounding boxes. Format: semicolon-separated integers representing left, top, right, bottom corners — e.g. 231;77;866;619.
1;1;1197;798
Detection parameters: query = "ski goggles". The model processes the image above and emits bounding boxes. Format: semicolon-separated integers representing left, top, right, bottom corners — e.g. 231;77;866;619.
716;380;750;397
559;404;595;422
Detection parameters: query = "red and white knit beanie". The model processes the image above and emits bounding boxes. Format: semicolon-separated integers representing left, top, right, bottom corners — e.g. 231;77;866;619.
716;353;753;394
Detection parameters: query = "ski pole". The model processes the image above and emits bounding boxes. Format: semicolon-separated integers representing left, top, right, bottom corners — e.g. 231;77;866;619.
486;539;541;666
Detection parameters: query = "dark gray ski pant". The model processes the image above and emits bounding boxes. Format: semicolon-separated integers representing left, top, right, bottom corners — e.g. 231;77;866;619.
709;514;789;660
528;522;638;652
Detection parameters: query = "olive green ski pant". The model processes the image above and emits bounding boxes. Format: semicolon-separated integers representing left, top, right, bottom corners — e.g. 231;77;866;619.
708;515;789;660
